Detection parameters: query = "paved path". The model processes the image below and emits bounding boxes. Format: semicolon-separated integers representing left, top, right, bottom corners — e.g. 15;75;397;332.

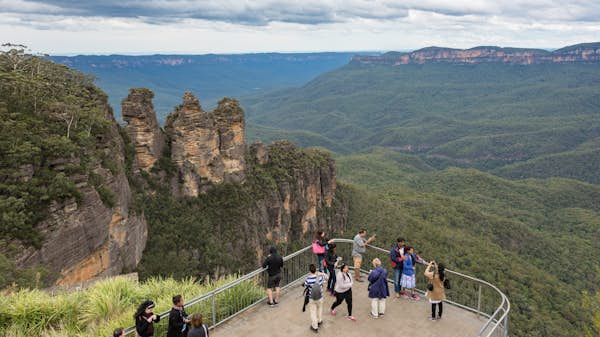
214;279;486;337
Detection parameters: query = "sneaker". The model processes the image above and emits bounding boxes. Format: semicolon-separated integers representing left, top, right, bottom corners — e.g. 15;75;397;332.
318;321;323;326
370;313;379;319
401;293;410;299
310;326;319;333
347;316;357;321
412;294;420;301
330;310;337;316
428;316;436;321
437;315;442;320
273;301;279;305
268;301;275;307
379;313;385;317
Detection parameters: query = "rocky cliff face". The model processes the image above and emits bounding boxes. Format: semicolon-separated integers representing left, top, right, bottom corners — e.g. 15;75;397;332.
164;93;245;196
12;103;147;286
122;88;165;172
352;42;600;66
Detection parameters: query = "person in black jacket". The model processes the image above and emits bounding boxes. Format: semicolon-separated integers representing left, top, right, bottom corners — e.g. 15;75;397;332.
167;295;191;337
325;243;339;295
262;246;284;306
134;300;160;337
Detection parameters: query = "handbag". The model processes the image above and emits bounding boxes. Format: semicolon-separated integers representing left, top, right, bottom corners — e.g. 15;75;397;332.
427;283;434;291
444;278;451;290
312;241;325;254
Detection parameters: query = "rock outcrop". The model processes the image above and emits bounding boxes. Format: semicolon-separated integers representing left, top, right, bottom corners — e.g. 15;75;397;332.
165;93;246;196
122;88;165;172
351;42;600;66
12;103;147;285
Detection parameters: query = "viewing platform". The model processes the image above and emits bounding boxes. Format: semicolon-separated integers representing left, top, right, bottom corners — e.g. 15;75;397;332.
125;239;510;337
215;279;485;337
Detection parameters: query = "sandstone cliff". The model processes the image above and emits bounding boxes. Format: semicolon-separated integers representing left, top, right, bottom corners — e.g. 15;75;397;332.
351;42;600;66
10;101;147;286
164;93;246;196
122;88;165;172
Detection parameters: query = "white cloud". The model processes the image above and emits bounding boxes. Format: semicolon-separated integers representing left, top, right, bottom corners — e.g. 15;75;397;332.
0;1;599;54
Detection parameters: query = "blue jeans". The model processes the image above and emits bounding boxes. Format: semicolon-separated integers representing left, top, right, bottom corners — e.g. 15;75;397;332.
317;255;325;272
327;265;336;293
393;268;402;293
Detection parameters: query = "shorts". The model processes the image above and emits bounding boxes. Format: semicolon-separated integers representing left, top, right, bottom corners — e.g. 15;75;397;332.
400;274;416;289
267;273;282;288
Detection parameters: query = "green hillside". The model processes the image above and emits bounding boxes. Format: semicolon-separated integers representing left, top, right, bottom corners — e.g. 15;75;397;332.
336;148;600;337
243;62;600;182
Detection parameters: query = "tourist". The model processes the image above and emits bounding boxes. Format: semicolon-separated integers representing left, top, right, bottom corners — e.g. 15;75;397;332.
401;246;422;300
351;229;376;282
167;295;191;337
330;263;356;321
313;231;334;272
368;258;389;318
304;263;327;333
324;243;339;294
134;300;160;337
113;327;125;337
262;246;284;306
425;261;447;320
389;237;406;298
188;313;209;337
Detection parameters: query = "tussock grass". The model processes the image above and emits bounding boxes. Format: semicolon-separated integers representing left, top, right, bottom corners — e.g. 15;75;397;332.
0;274;263;337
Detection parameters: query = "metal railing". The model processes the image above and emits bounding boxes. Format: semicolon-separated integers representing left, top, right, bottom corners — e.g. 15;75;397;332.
125;238;510;337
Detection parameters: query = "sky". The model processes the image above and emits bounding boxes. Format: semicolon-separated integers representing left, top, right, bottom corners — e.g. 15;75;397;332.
1;0;600;55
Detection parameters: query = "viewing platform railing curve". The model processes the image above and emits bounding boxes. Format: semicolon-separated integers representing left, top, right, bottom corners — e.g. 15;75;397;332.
125;238;510;337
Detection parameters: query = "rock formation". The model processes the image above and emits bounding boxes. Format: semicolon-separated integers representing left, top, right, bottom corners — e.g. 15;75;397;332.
122;88;165;172
12;103;147;285
165;93;246;196
351;42;600;66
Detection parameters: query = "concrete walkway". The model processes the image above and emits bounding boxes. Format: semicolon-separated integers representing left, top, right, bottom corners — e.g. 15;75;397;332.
214;279;486;337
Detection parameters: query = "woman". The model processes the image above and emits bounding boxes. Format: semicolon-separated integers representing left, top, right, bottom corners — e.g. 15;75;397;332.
367;258;389;318
188;313;209;337
330;263;356;321
313;231;333;272
400;246;420;300
134;300;160;337
324;243;339;294
425;261;447;320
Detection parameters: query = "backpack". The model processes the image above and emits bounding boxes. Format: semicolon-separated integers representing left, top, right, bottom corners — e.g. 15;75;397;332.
312;241;326;254
310;281;322;300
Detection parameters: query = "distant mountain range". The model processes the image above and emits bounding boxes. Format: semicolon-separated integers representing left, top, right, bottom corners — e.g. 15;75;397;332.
49;52;361;121
352;42;600;65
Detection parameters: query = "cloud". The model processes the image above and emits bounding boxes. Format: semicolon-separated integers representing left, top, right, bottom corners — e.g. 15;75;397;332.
2;0;596;26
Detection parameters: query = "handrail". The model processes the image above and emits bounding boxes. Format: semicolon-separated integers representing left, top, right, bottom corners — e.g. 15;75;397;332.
125;238;510;337
332;238;510;337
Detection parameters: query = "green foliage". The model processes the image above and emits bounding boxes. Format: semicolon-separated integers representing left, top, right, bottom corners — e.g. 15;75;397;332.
336;148;600;336
0;47;114;248
0;253;53;290
0;274;262;337
243;62;600;183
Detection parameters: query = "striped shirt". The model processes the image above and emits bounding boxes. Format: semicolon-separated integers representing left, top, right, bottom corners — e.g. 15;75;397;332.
304;273;324;299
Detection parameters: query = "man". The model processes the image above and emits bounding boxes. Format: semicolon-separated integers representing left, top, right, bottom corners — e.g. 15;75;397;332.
167;295;191;337
304;263;327;333
262;246;284;306
351;229;375;282
113;328;125;337
390;237;406;298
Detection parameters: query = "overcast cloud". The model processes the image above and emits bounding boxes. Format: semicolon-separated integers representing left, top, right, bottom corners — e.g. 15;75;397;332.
1;0;599;54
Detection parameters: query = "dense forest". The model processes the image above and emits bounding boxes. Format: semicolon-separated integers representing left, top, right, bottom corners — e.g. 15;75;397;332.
243;62;600;184
335;148;599;336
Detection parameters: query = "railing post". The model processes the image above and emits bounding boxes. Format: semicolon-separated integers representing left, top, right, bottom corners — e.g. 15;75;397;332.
477;283;482;317
503;313;509;337
211;293;217;327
